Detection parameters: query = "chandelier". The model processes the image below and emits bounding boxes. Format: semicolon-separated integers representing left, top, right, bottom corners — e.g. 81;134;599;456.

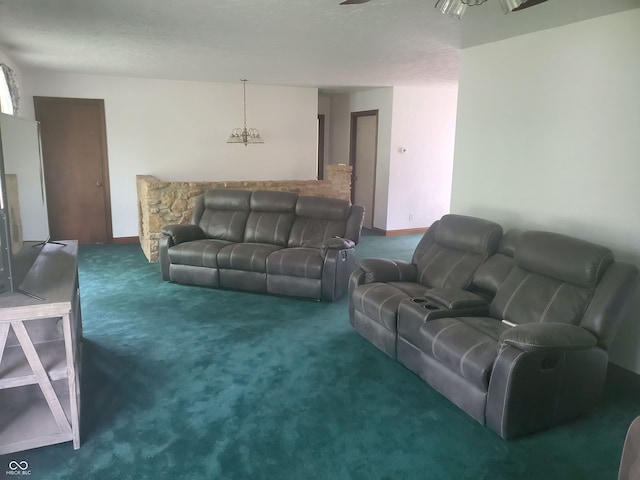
227;79;263;146
435;0;548;19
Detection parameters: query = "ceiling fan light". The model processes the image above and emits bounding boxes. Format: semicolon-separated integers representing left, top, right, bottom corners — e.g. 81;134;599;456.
498;0;524;14
435;0;467;19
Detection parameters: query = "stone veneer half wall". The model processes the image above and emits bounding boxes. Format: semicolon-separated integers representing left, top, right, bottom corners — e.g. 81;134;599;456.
136;164;353;262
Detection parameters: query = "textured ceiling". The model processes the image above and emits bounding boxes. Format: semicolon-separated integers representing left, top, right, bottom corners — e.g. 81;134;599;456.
0;0;638;89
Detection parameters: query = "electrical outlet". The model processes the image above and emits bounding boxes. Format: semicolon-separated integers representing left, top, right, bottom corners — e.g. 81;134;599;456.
409;213;414;221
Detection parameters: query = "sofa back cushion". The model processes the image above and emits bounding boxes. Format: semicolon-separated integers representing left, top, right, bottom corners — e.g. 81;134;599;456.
244;191;297;246
414;214;502;289
471;229;522;296
490;231;613;326
196;189;252;242
288;196;351;247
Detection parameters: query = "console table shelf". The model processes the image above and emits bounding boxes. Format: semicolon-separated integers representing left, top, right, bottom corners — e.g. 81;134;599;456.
0;241;82;455
0;339;68;388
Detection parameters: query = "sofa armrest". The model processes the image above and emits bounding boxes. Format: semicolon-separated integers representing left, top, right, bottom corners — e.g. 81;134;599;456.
161;224;205;246
423;288;488;310
499;322;598;353
321;237;355;257
486;340;607;439
321;246;358;301
357;258;417;284
345;205;365;244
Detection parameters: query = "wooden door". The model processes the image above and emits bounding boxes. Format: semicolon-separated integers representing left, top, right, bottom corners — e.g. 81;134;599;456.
34;97;112;244
350;110;378;229
317;114;325;180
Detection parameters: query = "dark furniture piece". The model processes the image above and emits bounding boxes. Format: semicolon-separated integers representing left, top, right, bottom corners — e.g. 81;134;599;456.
350;215;638;439
619;416;640;480
160;189;364;301
349;214;503;358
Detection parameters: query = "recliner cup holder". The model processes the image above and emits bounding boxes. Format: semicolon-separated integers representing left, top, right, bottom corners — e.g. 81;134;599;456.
410;297;440;310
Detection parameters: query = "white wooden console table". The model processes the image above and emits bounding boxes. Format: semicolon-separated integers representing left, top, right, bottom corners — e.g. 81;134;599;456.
0;241;82;455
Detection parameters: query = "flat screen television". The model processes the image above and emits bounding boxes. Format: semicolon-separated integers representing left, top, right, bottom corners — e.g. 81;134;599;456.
0;113;51;299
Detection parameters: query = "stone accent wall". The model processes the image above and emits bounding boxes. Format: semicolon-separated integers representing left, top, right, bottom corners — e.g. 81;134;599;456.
137;164;353;262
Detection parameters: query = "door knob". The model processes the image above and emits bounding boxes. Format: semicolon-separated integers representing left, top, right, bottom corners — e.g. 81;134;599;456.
96;182;102;187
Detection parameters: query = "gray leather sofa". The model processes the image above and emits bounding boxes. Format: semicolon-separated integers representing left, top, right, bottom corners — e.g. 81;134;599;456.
349;214;503;357
350;215;639;439
160;189;364;301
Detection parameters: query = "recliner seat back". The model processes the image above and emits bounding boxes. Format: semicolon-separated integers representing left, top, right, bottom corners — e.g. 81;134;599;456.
243;191;297;246
288;196;352;247
193;189;252;242
471;229;522;298
489;231;613;328
411;214;503;289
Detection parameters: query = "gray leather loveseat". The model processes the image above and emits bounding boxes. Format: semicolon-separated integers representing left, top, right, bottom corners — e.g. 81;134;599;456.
350;214;638;439
160;189;364;301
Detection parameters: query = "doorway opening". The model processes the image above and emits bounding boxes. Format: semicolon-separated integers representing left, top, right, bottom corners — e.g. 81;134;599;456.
34;97;112;244
317;114;326;180
349;110;378;230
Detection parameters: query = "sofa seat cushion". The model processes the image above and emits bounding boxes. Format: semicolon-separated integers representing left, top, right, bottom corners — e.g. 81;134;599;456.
351;282;427;331
217;243;284;273
266;247;324;279
417;317;508;391
168;239;233;267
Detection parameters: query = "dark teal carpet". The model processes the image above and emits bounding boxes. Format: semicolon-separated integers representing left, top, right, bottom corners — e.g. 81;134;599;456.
2;233;638;479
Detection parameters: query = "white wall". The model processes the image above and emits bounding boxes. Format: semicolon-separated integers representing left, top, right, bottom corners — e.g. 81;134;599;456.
20;71;319;238
451;10;640;372
329;88;393;229
0;48;20;80
327;93;351;167
388;86;457;231
329;86;457;231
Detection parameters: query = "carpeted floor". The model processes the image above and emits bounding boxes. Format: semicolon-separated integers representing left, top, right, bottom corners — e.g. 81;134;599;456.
2;233;638;479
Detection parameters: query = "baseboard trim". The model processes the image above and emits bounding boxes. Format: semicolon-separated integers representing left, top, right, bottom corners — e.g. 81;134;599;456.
112;236;140;244
372;227;429;236
607;362;640;398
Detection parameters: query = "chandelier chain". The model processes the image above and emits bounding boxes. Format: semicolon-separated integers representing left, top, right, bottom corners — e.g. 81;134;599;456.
242;79;248;128
227;78;263;145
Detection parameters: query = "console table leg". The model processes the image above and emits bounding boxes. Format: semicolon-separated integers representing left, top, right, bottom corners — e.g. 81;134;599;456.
0;323;9;367
62;312;80;449
11;321;72;434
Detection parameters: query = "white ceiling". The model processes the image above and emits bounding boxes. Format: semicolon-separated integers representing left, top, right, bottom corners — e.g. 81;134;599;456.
0;0;638;90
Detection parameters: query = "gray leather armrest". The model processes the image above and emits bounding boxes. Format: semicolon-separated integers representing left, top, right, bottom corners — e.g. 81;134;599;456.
161;224;205;246
321;237;355;257
423;288;488;309
345;205;365;244
358;258;417;283
499;322;598;352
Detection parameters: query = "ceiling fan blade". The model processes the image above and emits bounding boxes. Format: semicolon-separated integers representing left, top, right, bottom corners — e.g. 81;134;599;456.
340;0;371;4
512;0;548;11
